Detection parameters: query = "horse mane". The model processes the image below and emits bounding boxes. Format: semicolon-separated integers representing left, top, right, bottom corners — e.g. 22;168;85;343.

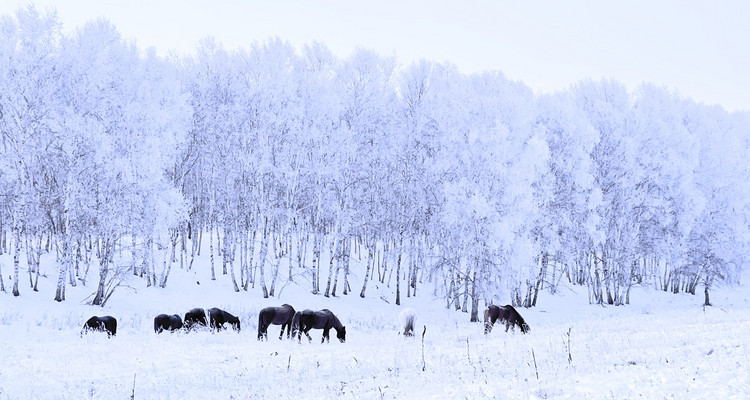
330;312;344;330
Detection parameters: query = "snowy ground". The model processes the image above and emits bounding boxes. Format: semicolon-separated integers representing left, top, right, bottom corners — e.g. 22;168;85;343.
1;253;748;399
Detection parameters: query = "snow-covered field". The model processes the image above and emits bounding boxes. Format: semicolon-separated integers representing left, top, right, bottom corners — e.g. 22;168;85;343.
1;254;748;399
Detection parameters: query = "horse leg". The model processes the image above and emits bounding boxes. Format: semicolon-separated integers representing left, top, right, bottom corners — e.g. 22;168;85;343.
322;328;330;343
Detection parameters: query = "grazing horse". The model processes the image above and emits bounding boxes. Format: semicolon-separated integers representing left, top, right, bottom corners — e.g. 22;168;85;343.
208;307;241;332
184;308;208;330
81;316;117;338
293;309;346;343
399;308;417;337
484;305;530;334
257;303;296;340
154;314;183;333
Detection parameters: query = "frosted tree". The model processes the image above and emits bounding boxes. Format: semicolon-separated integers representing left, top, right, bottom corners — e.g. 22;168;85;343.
572;79;639;305
464;72;547;310
0;7;63;297
628;84;703;296
534;92;599;292
686;104;750;304
2;5;748;310
389;60;446;306
58;20;188;305
294;42;343;294
335;48;398;297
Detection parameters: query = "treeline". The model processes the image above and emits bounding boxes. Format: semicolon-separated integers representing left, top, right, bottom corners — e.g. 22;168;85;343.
0;8;748;318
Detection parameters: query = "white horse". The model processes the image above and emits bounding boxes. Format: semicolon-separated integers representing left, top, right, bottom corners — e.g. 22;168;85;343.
399;308;417;337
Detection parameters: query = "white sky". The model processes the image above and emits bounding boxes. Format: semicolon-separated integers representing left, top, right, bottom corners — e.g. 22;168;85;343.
2;0;748;112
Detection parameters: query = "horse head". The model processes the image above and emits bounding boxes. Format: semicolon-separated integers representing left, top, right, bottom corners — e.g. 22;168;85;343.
336;326;346;343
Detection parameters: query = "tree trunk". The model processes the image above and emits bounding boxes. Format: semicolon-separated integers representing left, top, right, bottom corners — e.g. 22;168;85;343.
0;257;5;292
180;224;187;270
332;238;344;297
188;227;198;271
217;225;225;275
395;236;404;306
12;227;21;297
704;276;712;306
269;230;282;297
32;234;41;292
197;228;203;256
142;236;154;287
159;237;174;288
453;264;461;311
243;229;257;291
54;235;71;302
360;241;374;298
25;234;34;290
226;228;240;292
70;241;80;286
131;234;138;276
311;234;321;295
470;270;479;322
461;262;470;312
395;248;402;306
324;236;337;298
209;224;216;280
406;244;413;299
270;228;287;297
342;237;351;295
0;219;4;255
258;217;269;298
80;236;93;286
447;268;455;309
295;232;308;283
92;238;112;306
381;242;391;284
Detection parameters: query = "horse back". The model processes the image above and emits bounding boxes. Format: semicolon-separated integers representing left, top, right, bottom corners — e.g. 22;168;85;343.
318;309;341;329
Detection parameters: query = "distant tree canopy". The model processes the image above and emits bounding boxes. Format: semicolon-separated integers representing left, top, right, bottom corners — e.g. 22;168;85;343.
1;7;748;313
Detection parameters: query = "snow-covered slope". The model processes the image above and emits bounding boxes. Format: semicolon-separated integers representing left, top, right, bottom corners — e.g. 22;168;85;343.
1;251;748;399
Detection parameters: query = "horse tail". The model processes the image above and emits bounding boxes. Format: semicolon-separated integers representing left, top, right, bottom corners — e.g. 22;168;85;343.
291;311;301;338
257;311;264;339
483;308;492;334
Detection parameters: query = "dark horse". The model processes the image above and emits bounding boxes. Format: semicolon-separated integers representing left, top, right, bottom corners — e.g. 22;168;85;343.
257;303;296;340
154;314;183;333
293;309;346;343
484;305;530;334
208;307;241;332
184;308;208;330
81;316;117;338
